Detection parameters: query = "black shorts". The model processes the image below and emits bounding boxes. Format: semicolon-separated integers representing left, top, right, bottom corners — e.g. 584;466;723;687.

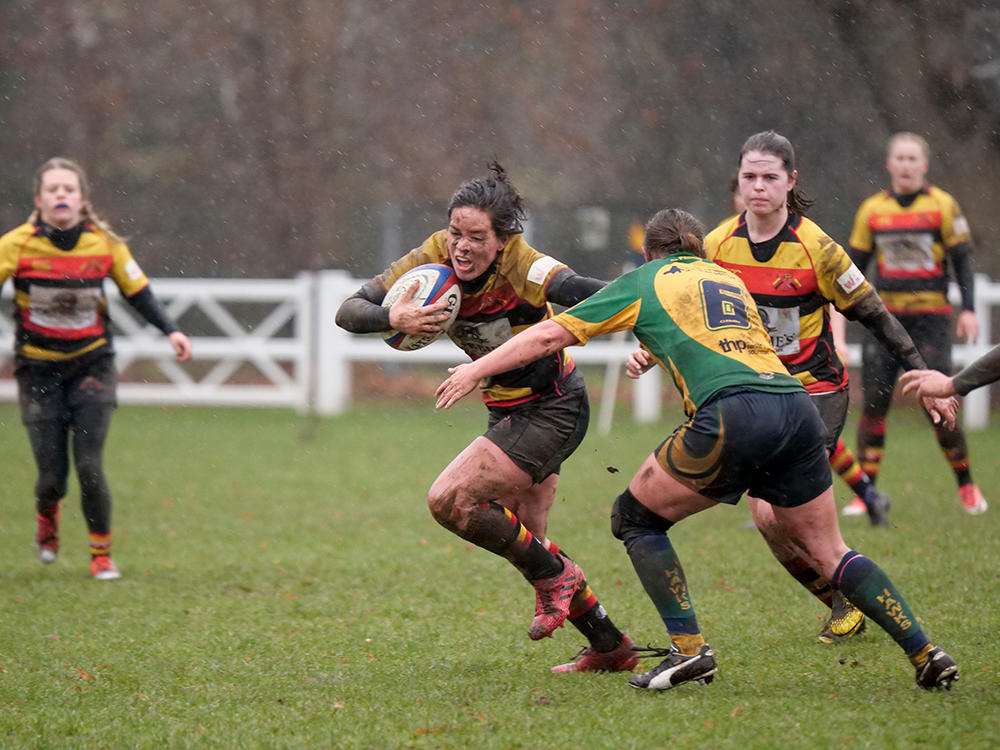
15;352;118;424
484;369;589;485
810;388;849;454
654;388;832;508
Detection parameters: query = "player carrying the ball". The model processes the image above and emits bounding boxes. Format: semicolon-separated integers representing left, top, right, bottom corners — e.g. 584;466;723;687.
336;162;644;674
437;207;960;692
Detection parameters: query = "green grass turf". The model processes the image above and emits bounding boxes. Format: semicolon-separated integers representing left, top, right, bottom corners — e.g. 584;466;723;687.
0;399;999;749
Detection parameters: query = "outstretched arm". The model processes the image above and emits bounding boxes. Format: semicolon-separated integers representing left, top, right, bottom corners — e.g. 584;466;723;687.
901;342;1000;400
435;320;578;409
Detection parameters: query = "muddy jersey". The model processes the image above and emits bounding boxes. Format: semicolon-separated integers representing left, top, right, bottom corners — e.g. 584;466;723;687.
553;252;802;417
0;221;150;361
377;231;575;406
850;186;970;315
706;211;872;395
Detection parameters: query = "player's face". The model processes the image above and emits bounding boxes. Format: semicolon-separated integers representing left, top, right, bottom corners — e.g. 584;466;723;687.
447;206;506;281
739;151;795;219
34;168;85;230
886;140;928;194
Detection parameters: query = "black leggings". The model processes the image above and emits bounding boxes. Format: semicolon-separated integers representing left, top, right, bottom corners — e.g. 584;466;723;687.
858;313;968;472
26;403;114;534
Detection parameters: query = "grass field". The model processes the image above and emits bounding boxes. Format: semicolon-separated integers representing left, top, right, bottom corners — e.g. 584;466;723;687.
1;398;999;749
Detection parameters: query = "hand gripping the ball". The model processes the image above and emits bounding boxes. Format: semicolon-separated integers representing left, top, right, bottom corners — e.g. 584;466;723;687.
388;281;454;336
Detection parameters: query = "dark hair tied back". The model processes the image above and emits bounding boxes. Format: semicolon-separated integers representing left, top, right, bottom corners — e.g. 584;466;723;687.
448;159;526;239
738;130;815;215
644;209;706;259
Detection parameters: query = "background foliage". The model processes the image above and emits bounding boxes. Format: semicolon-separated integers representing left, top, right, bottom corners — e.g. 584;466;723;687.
3;1;1000;280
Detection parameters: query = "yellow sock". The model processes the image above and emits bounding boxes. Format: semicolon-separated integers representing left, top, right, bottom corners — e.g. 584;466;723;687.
908;643;934;668
671;632;707;656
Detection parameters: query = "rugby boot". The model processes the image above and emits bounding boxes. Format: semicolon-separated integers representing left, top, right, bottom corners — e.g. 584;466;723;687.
818;590;867;644
959;484;987;515
528;557;582;640
90;555;121;581
628;644;717;691
915;646;959;690
551;633;640;674
866;489;891;527
841;497;867;517
34;502;61;564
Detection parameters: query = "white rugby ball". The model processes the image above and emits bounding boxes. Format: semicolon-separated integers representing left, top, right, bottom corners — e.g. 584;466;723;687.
381;264;462;350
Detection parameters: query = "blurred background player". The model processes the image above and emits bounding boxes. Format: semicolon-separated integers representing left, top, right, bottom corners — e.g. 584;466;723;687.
706;131;950;643
0;157;192;580
846;132;986;515
336;162;642;673
436;207;959;692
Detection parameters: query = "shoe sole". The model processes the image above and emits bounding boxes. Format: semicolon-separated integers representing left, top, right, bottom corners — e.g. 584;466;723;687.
841;506;866;517
93;571;122;580
35;545;57;564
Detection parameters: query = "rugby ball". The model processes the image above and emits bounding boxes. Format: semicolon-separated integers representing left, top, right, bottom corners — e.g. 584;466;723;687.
381;264;462;350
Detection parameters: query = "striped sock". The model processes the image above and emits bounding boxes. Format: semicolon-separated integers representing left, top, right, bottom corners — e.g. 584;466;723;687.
89;531;112;558
461;502;562;581
857;415;886;481
831;438;877;504
547;541;624;653
778;555;834;608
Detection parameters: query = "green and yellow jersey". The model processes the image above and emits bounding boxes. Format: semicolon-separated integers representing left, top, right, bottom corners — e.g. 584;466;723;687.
849;186;970;315
0;221;151;361
378;231;575;406
706;211;872;395
553;251;802;417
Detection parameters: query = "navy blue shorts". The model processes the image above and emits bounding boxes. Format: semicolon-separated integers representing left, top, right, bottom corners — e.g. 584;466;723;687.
654;388;832;508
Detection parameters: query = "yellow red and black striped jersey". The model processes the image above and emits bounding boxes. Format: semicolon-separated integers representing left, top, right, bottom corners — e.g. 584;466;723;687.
849;186;970;315
377;231;574;406
0;221;150;361
706;211;873;395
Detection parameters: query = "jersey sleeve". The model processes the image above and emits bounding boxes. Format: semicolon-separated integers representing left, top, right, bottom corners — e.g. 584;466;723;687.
941;194;972;248
849;200;875;254
375;231;449;291
552;274;641;344
813;233;874;311
501;235;567;307
0;232;19;286
107;240;150;296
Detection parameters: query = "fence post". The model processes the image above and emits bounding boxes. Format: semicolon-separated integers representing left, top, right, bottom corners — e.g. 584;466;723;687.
962;274;992;430
315;270;356;415
633;366;662;423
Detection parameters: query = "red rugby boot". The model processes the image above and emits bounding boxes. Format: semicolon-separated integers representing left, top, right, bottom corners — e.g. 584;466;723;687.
528;558;583;640
551;633;640;673
34;502;61;564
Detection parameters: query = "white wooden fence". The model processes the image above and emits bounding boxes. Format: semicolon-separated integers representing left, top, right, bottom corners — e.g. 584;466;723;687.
0;271;996;429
